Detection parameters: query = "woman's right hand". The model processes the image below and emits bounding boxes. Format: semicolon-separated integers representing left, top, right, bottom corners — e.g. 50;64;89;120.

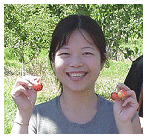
11;75;39;120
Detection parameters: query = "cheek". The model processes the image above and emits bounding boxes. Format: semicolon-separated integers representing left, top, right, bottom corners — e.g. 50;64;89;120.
54;59;64;69
87;51;102;71
91;61;101;72
87;58;102;75
54;57;67;75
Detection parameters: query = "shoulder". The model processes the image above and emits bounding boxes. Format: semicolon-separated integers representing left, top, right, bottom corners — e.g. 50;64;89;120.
98;95;114;108
32;96;60;115
98;95;114;117
95;95;119;133
29;96;60;134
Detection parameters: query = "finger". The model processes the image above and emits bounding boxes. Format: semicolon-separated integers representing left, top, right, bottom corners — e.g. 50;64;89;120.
125;90;137;100
120;90;137;102
116;83;137;100
11;85;29;98
122;97;138;109
117;83;130;92
23;75;41;85
15;77;33;88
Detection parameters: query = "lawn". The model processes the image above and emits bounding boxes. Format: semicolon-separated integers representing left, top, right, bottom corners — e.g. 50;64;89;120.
4;59;132;134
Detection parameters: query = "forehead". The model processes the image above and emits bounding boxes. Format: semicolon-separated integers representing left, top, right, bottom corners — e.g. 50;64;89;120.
62;29;95;48
70;29;94;43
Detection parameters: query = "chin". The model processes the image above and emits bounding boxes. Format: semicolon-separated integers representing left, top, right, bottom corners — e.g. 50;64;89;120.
63;83;95;93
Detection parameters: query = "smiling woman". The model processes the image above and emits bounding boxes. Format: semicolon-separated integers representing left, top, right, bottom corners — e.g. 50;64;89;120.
11;15;141;134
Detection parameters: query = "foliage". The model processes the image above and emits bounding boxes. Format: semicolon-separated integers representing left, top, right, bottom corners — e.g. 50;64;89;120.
90;4;143;61
4;4;143;69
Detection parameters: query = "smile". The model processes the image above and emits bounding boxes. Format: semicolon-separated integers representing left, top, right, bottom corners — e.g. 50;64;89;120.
66;71;88;81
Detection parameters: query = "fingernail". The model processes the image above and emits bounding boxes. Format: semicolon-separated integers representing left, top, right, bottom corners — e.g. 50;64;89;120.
28;84;32;89
28;86;32;89
122;102;126;107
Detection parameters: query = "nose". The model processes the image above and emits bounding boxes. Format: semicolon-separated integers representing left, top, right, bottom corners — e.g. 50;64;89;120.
69;55;84;68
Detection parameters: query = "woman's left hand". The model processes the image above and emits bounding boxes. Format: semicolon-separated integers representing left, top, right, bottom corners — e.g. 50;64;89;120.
113;83;139;123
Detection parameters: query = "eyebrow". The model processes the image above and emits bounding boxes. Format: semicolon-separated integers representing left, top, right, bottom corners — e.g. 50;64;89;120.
60;46;69;49
82;46;95;50
60;46;95;50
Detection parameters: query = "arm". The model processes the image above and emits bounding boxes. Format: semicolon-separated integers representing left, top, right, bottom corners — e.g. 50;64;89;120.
115;120;133;134
11;75;38;134
132;115;142;134
115;114;141;134
11;110;30;134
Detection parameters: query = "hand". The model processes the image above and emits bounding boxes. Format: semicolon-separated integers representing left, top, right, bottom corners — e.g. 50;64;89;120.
113;83;139;123
11;75;39;114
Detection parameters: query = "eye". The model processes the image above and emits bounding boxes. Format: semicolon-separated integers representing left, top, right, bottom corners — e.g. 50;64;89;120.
57;52;70;58
82;52;93;55
59;53;70;56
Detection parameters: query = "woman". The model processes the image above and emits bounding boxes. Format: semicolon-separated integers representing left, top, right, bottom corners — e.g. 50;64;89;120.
11;15;141;134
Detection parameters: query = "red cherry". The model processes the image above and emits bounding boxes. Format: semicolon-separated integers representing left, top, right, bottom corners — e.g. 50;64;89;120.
111;92;119;100
32;83;43;91
118;89;127;99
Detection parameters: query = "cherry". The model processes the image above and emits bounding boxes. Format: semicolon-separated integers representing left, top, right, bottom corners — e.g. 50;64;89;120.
111;92;119;100
32;83;43;91
118;89;127;99
111;89;127;100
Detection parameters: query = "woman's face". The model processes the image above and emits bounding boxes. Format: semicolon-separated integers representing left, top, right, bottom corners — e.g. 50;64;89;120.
54;29;103;93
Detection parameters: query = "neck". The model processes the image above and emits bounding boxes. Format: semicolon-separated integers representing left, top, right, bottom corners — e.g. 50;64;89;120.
59;87;98;124
60;87;98;110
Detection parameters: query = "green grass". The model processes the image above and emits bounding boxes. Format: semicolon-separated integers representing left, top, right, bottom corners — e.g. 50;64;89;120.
4;76;17;134
95;60;131;100
4;54;132;133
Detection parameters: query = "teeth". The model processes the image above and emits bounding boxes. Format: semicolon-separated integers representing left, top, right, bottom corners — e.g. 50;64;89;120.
71;74;84;77
68;73;86;77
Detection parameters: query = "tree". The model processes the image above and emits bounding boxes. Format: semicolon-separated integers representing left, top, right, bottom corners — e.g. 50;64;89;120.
90;4;143;60
4;4;56;75
4;4;143;68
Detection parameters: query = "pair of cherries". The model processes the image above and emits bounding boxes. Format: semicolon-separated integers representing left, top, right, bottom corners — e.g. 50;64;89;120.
31;79;127;99
111;89;127;100
32;83;127;98
33;82;126;99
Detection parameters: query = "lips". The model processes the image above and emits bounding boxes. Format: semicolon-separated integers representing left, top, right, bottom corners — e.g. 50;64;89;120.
66;71;88;81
